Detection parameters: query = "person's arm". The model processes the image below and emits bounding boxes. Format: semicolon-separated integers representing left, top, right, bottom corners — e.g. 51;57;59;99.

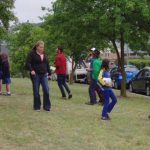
54;55;61;69
85;52;92;63
46;56;51;76
26;51;36;75
98;70;106;86
92;60;100;80
26;51;33;72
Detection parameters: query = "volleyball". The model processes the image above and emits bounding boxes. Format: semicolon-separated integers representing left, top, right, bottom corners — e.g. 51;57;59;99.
103;78;112;86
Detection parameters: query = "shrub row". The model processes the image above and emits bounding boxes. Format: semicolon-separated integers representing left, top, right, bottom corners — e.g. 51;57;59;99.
129;59;150;69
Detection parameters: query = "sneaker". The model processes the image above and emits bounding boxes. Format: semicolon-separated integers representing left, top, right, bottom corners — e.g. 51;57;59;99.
68;94;72;99
34;109;40;112
106;114;111;120
5;93;11;96
44;108;50;112
61;97;67;100
101;116;111;121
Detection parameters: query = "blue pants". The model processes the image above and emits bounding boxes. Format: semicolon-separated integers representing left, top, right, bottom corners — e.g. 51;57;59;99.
31;73;51;110
89;79;99;104
57;74;70;97
102;88;117;117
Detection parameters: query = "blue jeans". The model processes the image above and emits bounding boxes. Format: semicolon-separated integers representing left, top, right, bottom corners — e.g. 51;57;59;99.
102;88;117;117
57;74;70;97
89;79;99;104
31;73;51;110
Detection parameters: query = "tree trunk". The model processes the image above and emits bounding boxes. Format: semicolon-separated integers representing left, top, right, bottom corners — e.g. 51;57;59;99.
69;57;77;84
111;40;121;67
111;37;127;97
69;58;74;84
120;31;127;97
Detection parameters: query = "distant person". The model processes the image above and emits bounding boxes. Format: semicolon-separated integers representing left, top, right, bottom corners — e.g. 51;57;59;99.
0;53;2;95
98;59;117;120
26;41;51;112
85;48;104;104
1;53;11;96
54;46;72;99
86;49;102;105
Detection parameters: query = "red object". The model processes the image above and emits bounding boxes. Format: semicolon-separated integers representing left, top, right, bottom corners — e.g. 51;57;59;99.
54;52;66;75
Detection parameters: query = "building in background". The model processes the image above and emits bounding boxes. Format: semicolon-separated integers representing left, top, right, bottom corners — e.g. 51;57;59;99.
100;48;117;68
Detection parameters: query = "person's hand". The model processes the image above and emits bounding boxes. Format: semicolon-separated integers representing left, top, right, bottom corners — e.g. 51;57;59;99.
48;76;51;80
31;70;36;75
105;83;112;87
86;68;91;72
88;52;92;57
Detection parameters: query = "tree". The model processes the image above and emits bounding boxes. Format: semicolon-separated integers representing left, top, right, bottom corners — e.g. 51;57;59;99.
0;0;16;38
7;23;48;77
44;0;150;96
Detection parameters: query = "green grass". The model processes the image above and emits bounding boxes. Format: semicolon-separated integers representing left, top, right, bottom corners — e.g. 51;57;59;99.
0;78;150;150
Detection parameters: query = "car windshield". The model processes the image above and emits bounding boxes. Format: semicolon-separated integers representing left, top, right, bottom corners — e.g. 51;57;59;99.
125;66;138;72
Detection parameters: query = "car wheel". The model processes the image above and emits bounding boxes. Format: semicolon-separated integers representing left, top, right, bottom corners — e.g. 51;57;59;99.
146;86;150;96
129;83;134;92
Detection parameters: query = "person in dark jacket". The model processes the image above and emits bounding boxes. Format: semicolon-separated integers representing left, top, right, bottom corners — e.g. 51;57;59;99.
26;41;51;111
1;53;11;96
0;53;2;95
54;46;72;99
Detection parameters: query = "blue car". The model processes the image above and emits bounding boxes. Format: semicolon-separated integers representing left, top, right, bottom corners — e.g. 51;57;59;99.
110;65;139;89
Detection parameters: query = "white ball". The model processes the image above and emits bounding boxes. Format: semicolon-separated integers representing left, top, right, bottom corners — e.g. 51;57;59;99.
103;78;112;86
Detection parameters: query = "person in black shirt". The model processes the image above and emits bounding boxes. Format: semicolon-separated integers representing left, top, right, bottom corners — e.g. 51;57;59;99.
26;41;51;111
1;53;11;96
0;53;2;95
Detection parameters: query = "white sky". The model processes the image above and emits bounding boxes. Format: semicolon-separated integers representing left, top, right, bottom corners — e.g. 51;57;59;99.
14;0;53;23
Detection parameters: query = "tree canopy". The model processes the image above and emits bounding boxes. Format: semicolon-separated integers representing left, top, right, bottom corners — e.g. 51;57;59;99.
0;0;16;38
43;0;150;96
8;23;48;77
7;0;150;96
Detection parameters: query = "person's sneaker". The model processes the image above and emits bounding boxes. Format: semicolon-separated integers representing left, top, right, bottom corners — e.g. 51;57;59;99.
98;101;103;106
68;94;72;99
5;93;11;96
101;116;111;121
44;108;50;112
61;97;67;100
34;109;40;112
106;114;111;120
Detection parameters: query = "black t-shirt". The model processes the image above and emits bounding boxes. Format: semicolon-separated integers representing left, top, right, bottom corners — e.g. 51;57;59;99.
26;50;51;75
2;60;10;78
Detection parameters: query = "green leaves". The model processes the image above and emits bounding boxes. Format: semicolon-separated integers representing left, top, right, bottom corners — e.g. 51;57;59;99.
42;0;150;96
8;23;48;77
0;0;16;32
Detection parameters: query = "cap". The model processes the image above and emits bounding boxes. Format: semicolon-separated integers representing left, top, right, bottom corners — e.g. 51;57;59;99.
91;47;96;51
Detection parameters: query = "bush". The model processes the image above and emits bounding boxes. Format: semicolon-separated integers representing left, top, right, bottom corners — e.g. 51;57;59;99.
129;59;150;69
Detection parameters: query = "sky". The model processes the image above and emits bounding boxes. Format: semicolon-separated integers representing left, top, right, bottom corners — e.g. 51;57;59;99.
14;0;53;23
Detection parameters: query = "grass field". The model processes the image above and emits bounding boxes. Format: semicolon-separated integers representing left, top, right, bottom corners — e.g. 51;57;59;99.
0;78;150;150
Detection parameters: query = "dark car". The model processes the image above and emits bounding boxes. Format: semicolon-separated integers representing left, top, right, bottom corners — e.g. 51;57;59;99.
110;65;139;89
129;67;150;96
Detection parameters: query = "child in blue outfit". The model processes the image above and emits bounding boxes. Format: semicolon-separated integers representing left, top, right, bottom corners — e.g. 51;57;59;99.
98;59;117;120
